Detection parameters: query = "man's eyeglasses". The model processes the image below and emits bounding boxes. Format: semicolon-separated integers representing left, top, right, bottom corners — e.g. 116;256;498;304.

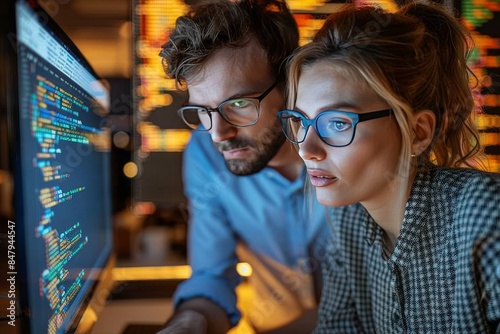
178;82;277;130
277;108;392;147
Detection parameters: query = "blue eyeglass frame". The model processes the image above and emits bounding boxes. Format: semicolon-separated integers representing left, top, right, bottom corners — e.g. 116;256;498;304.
277;108;392;147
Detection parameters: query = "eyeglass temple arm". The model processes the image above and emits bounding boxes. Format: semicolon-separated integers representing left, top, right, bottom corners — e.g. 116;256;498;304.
357;109;392;122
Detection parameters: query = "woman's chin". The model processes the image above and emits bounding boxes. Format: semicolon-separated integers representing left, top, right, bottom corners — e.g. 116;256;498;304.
315;190;350;208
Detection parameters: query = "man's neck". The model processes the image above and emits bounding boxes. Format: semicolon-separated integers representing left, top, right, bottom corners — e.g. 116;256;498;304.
267;141;304;181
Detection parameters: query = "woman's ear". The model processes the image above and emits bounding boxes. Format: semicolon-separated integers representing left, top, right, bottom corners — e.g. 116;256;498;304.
411;110;435;156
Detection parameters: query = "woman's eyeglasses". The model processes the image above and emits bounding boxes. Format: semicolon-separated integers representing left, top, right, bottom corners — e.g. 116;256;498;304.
277;108;392;147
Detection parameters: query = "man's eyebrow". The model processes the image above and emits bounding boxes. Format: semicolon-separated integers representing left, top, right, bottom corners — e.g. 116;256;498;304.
184;89;264;107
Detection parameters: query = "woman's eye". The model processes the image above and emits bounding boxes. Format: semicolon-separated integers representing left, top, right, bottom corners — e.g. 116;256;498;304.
329;120;350;131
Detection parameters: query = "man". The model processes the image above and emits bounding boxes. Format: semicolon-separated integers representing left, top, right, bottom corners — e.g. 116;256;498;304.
157;0;330;333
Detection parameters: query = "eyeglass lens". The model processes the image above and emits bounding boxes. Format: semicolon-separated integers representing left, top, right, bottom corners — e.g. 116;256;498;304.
281;111;356;147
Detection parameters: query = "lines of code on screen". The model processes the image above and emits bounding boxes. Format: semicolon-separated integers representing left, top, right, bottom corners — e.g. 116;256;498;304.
17;39;112;334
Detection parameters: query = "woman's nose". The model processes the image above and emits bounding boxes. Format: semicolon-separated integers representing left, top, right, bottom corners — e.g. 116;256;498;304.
298;128;327;162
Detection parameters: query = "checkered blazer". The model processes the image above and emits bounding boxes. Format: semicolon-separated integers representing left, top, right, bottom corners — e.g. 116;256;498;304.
315;168;500;333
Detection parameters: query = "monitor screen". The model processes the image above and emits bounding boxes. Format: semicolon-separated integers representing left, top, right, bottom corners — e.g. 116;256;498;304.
0;1;114;333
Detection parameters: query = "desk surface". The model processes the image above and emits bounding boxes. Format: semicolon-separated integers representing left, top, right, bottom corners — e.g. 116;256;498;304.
90;283;255;334
91;298;172;334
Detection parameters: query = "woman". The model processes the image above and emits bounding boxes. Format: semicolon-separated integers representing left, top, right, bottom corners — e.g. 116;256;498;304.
278;2;500;333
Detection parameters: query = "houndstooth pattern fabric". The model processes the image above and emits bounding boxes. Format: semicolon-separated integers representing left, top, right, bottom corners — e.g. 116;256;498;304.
314;168;500;333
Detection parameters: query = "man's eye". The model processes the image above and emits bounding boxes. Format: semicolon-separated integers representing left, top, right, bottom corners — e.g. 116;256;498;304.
229;99;251;108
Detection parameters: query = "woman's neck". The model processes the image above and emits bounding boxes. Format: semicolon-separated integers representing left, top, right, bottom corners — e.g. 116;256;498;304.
362;169;417;252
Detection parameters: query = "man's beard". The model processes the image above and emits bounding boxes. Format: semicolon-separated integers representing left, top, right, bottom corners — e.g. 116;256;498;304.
215;125;286;176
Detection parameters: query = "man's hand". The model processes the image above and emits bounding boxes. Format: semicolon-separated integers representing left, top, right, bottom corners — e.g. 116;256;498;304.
156;310;208;334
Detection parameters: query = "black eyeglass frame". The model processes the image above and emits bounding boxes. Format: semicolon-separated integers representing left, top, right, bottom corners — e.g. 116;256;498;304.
178;81;278;131
277;108;392;147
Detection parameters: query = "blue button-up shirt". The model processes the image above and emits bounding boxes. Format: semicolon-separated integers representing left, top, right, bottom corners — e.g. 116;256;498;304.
173;130;330;331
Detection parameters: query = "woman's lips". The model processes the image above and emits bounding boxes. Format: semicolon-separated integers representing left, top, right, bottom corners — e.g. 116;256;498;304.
307;168;337;187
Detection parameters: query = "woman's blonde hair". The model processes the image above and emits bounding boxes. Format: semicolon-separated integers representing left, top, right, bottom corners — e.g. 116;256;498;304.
287;2;483;178
287;2;486;223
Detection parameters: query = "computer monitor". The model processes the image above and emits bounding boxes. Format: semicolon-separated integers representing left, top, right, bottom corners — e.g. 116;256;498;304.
0;1;114;333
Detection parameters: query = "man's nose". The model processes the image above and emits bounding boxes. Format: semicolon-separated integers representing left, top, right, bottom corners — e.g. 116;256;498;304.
209;112;237;143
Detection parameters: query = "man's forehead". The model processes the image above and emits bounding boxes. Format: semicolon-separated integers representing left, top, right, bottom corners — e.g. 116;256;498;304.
188;40;270;84
185;43;273;105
